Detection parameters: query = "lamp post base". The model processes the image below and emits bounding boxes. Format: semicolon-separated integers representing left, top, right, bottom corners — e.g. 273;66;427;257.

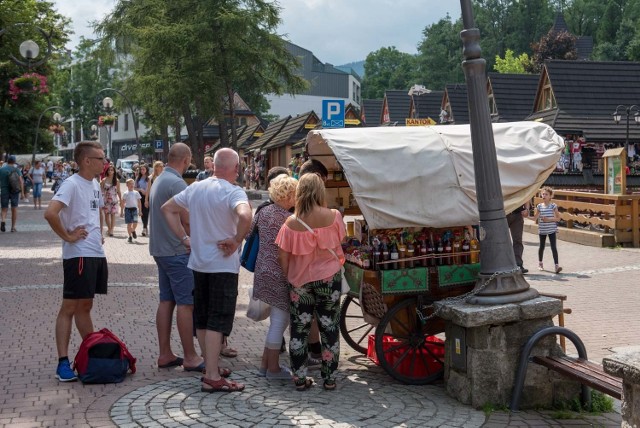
466;271;539;305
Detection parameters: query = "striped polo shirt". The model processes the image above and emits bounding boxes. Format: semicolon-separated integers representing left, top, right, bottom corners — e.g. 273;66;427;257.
537;203;558;235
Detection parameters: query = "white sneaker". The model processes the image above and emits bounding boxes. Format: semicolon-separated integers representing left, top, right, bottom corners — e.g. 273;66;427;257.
265;367;292;380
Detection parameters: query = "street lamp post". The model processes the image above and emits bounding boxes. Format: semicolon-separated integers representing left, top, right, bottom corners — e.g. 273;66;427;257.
32;106;63;164
102;96;114;160
612;105;640;147
459;0;538;304
95;88;140;163
0;26;53;69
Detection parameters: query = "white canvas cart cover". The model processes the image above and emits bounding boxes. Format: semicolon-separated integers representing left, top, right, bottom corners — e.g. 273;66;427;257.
306;121;564;229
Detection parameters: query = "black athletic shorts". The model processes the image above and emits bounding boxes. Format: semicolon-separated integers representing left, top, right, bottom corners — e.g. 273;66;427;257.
63;257;108;299
193;271;238;335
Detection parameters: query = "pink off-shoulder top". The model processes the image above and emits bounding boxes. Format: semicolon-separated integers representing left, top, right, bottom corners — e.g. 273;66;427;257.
275;210;346;287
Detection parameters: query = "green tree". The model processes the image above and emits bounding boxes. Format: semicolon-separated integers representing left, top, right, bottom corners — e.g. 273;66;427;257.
362;47;418;99
494;49;531;73
0;0;71;156
527;29;577;73
95;0;306;164
415;15;464;90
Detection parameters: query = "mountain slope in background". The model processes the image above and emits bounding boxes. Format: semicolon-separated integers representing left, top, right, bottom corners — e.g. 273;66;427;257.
337;60;365;78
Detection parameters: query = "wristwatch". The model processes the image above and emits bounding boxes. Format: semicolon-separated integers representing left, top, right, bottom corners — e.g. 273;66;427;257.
181;235;189;242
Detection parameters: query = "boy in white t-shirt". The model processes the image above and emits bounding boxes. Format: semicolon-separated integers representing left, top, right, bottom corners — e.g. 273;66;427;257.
121;178;142;243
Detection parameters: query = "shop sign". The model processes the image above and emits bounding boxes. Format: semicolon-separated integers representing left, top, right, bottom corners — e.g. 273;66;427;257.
405;118;436;126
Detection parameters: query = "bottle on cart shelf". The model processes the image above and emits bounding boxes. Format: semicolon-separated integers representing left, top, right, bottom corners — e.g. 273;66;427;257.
444;233;453;266
398;239;406;269
380;239;390;271
452;232;462;265
470;229;480;264
406;241;415;268
372;237;381;271
428;233;436;267
462;230;471;265
390;240;399;270
435;235;444;266
419;238;428;267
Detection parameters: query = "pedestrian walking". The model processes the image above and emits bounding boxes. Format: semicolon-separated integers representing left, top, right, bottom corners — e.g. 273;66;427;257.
507;201;530;274
148;143;204;372
44;141;108;382
21;161;32;203
275;173;346;391
145;161;164;209
532;186;562;274
0;155;22;233
121;178;142;243
51;162;69;194
162;148;252;393
100;165;121;237
46;158;54;186
135;164;150;236
196;156;213;181
28;160;46;209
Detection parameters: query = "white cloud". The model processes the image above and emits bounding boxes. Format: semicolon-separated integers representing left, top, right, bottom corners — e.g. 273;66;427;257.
51;0;460;65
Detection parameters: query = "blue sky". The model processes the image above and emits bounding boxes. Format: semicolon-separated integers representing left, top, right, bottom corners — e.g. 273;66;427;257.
51;0;461;65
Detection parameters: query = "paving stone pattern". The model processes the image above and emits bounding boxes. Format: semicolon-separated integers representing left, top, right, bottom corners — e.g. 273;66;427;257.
0;186;631;427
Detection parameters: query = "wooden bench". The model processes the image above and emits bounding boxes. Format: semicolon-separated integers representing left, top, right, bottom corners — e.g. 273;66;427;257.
538;292;572;352
510;326;622;411
532;355;622;400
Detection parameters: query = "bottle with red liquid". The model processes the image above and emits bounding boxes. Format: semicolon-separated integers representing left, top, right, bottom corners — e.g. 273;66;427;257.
443;232;453;266
435;235;444;266
380;239;390;270
419;238;428;267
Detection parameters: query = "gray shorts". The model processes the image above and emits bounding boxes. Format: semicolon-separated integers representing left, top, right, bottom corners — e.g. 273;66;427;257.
154;254;194;305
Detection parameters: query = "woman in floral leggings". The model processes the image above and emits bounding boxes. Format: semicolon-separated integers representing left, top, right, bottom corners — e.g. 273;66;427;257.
276;174;346;391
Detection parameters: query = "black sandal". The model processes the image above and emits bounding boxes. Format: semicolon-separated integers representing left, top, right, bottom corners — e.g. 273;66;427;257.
295;378;314;391
323;379;336;391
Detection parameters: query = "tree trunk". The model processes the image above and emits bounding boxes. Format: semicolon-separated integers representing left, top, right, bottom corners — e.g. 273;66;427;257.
182;102;200;168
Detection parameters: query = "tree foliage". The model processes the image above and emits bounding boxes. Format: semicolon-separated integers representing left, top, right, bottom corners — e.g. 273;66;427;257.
527;29;577;72
0;0;71;156
494;49;531;74
362;47;418;99
95;0;307;164
416;15;465;90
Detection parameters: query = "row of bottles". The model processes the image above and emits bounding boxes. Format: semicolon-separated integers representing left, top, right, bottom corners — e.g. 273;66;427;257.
345;227;480;271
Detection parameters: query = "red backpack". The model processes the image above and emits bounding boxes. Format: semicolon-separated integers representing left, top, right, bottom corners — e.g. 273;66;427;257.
73;328;137;383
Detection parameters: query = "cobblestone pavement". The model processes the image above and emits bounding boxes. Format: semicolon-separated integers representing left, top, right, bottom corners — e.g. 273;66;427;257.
0;186;632;427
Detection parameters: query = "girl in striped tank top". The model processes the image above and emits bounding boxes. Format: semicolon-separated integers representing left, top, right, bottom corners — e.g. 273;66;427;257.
532;187;562;273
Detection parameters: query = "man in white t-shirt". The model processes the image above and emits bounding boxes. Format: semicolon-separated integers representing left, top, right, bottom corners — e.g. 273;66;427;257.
46;159;54;185
162;148;252;393
44;141;107;382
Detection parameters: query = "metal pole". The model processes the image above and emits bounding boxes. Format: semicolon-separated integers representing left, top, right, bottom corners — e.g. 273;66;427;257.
459;0;538;304
95;88;140;162
626;107;630;147
32;106;62;165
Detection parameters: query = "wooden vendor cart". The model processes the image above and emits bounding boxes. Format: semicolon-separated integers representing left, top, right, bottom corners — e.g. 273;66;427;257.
306;122;564;385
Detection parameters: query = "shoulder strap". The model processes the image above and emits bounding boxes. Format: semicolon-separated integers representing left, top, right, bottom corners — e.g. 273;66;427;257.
292;215;340;261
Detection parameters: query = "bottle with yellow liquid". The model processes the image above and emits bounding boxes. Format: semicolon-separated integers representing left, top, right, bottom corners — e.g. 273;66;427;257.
470;228;480;264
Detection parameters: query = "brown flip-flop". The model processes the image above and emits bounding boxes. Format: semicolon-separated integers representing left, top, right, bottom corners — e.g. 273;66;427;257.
201;377;245;393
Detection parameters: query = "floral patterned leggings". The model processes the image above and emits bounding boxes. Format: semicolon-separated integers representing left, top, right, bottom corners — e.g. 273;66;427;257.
289;272;342;384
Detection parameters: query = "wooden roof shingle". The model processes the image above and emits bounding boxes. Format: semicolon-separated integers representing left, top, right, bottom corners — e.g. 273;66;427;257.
444;84;469;124
488;73;539;122
245;116;291;152
262;111;319;150
412;91;444;122
361;99;383;127
382;90;411;125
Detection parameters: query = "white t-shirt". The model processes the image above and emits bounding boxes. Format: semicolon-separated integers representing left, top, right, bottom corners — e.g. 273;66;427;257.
173;177;249;273
30;166;46;184
122;190;141;208
46;160;54;173
52;174;105;259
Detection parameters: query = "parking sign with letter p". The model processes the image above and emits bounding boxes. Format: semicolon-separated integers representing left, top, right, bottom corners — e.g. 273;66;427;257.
322;99;345;128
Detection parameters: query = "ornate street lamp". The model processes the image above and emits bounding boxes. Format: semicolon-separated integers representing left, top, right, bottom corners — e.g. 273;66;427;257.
0;26;53;69
32;106;63;164
102;96;114;160
459;0;538;304
612;105;640;147
95;88;140;162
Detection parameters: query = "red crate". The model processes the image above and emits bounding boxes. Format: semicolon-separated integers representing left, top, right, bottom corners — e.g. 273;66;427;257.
367;334;444;377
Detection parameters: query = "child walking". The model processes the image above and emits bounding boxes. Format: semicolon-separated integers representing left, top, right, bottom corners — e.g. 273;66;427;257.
121;178;141;243
532;186;562;273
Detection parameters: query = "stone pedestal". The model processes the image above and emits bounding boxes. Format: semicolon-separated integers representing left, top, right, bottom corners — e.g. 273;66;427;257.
603;346;640;428
435;296;579;409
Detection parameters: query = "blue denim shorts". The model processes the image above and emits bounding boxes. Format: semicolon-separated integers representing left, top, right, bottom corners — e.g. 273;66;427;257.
32;182;43;198
1;191;19;208
154;254;194;305
124;207;138;224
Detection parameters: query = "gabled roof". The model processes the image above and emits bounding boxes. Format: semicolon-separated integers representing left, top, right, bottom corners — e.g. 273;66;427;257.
245;116;291;152
382;90;411;125
488;73;539;122
444;84;469;124
361;99;383;127
344;103;362;126
262;111;320;150
410;91;444;122
237;122;265;150
527;60;640;142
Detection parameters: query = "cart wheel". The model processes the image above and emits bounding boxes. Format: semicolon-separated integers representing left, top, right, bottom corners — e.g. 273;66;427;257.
340;295;374;354
374;297;445;385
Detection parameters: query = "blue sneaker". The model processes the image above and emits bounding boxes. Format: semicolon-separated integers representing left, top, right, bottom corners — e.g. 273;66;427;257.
56;360;78;382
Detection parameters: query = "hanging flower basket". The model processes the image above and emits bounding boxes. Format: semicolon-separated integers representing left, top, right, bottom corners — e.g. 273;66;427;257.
8;73;48;100
48;124;65;135
98;115;116;127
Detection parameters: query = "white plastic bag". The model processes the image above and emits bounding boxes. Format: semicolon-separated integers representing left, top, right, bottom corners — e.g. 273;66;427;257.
340;266;350;295
246;287;270;321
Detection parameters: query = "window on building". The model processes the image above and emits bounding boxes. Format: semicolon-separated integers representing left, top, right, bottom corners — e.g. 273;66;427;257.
488;93;498;116
124;114;129;132
536;79;557;111
114;117;119;132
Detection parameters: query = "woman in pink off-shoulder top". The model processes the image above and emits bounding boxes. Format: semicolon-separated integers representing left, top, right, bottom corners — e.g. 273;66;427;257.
275;173;346;392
